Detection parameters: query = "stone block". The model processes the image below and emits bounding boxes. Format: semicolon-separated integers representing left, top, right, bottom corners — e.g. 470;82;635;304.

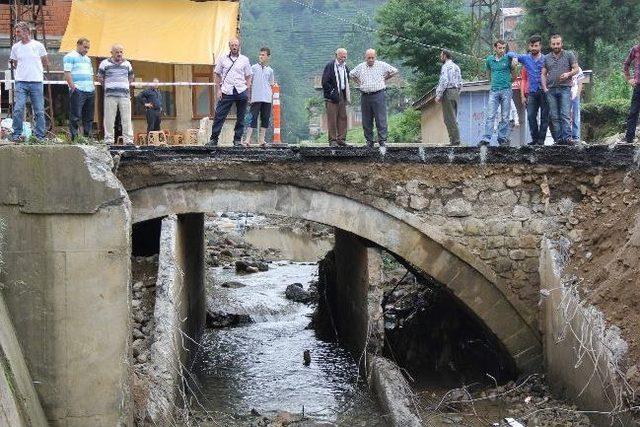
409;195;429;210
506;177;522;188
444;198;472;217
509;249;527;260
512;205;532;220
462;218;484;236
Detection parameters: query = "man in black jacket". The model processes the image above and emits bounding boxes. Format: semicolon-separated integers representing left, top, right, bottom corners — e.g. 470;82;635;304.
322;48;351;146
138;78;163;132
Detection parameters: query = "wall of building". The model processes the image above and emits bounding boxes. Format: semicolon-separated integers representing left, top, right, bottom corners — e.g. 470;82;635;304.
420;103;449;145
0;0;72;38
0;145;132;426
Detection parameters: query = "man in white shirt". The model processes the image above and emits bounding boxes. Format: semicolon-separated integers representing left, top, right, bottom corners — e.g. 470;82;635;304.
9;21;50;141
244;47;275;147
350;49;398;147
208;38;253;146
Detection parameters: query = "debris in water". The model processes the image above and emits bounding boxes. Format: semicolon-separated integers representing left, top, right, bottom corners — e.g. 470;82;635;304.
303;349;311;365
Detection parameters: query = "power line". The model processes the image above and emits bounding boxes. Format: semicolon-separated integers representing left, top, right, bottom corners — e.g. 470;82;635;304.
285;0;483;62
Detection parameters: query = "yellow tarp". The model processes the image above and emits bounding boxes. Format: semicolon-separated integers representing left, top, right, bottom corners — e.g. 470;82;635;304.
60;0;239;64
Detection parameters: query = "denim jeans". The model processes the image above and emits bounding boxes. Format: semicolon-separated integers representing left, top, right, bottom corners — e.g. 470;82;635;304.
12;81;46;140
483;88;512;142
526;89;550;144
625;85;640;143
571;96;581;140
69;89;95;140
210;88;248;144
546;86;572;142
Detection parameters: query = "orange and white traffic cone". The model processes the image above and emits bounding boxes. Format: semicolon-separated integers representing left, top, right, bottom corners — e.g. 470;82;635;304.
272;83;282;144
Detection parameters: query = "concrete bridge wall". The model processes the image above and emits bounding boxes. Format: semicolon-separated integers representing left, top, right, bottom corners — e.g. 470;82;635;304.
0;146;132;426
146;214;205;423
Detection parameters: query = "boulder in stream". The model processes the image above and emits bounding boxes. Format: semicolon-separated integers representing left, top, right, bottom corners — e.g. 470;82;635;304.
285;283;313;304
206;310;253;328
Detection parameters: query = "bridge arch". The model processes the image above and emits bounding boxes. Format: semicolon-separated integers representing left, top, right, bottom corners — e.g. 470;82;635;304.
128;179;542;373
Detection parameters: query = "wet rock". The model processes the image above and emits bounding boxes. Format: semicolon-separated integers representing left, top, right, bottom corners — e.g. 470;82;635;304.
221;280;246;289
285;284;313;303
133;281;143;291
235;259;264;274
133;328;145;339
132;339;144;357
206;310;253;328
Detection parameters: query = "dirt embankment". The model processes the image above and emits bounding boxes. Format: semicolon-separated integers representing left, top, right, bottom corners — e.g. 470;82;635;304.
564;170;640;402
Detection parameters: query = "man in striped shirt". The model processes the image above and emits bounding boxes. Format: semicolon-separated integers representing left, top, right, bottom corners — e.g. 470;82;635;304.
98;44;134;144
435;50;462;146
624;44;640;144
63;38;94;141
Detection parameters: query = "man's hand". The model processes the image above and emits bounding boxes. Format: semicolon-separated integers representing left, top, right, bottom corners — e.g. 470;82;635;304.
144;103;153;108
629;78;637;87
521;94;527;105
435;97;441;104
559;72;570;81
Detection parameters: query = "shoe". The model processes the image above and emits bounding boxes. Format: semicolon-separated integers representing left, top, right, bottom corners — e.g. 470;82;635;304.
329;141;338;147
378;141;386;147
337;140;348;147
233;140;243;147
478;140;491;147
497;138;509;146
366;141;375;148
206;139;218;147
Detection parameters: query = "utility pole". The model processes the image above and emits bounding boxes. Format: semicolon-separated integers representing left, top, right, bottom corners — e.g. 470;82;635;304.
471;0;503;54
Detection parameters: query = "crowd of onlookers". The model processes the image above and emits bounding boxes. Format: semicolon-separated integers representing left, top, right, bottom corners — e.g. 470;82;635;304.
6;21;640;147
435;33;640;146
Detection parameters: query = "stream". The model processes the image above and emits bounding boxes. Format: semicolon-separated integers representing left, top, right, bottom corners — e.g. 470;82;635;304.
190;221;385;426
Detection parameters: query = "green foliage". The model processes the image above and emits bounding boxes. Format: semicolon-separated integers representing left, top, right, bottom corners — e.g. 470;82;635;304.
581;98;630;140
387;109;421;143
375;0;472;97
519;0;640;69
592;72;632;103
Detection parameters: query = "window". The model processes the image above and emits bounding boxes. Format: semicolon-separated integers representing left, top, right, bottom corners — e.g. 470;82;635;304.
130;61;176;118
192;65;214;119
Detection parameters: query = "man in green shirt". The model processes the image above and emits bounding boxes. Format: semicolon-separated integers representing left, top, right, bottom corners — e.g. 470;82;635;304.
479;40;515;146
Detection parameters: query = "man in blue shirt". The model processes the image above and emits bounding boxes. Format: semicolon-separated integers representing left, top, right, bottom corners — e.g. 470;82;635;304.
509;35;549;145
63;38;95;141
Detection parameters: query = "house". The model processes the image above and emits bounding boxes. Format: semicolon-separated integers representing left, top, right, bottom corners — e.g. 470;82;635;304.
1;0;242;144
413;71;591;146
500;7;525;52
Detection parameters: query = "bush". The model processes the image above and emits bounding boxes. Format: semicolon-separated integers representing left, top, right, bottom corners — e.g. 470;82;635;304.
387;109;421;143
582;98;630;141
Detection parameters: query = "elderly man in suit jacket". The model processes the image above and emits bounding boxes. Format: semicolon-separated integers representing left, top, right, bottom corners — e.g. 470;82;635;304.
322;48;351;147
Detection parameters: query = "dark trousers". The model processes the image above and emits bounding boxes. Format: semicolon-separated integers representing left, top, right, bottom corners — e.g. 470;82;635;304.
210;88;248;144
626;85;640;143
249;102;271;129
145;109;161;132
361;90;388;145
442;88;460;145
69;89;94;140
326;95;348;144
526;89;549;144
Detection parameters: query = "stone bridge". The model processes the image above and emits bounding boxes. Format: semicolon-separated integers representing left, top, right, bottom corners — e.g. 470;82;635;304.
2;144;638;425
115;145;637;374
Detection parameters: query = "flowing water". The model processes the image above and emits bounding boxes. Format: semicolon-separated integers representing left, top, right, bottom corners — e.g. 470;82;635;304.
191;225;385;426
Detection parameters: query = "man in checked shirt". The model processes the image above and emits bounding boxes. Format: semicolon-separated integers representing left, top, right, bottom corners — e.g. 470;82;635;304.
350;49;399;147
624;43;640;144
435;50;463;146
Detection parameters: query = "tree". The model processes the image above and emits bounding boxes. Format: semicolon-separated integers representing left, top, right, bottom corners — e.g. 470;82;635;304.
520;0;640;69
375;0;472;97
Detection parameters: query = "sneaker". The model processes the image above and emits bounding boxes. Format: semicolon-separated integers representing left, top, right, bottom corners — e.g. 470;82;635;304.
478;140;491;147
233;140;243;147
